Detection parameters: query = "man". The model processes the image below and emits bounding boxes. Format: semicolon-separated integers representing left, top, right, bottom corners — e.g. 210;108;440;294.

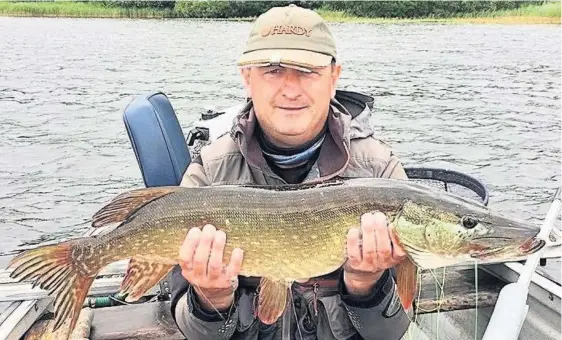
169;4;412;340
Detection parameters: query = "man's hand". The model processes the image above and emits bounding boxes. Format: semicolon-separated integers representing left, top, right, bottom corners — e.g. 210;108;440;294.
344;211;407;296
178;224;244;313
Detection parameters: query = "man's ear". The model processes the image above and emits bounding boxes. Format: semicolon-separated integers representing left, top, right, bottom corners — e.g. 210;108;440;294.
239;67;252;98
330;63;342;98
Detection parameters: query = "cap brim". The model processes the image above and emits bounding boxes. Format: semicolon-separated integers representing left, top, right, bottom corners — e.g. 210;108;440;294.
237;49;333;71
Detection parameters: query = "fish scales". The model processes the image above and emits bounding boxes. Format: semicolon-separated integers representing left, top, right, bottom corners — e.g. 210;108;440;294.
79;184;385;281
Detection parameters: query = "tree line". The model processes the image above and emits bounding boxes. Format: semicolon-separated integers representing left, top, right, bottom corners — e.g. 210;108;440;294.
89;1;549;18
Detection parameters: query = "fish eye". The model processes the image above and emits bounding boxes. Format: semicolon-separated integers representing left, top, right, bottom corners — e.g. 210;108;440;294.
461;216;479;229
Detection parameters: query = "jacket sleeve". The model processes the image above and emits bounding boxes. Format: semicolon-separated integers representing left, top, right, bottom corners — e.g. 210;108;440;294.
337;268;411;340
180;155;212;187
170;266;241;340
381;152;409;180
170;157;240;340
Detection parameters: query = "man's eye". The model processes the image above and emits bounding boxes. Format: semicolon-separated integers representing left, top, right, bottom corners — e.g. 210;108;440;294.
265;68;281;74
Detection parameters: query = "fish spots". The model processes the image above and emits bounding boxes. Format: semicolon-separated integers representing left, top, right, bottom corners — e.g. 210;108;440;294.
159;229;165;233
292;235;298;240
251;241;261;246
311;235;318;240
225;219;231;226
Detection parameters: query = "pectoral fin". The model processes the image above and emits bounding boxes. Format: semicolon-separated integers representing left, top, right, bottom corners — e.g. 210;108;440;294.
257;277;291;325
395;257;418;312
120;258;174;302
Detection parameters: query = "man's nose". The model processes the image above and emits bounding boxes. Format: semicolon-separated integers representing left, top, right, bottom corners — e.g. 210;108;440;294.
281;69;303;99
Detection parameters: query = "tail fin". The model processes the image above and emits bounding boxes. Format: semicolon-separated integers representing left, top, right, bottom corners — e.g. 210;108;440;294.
7;241;99;336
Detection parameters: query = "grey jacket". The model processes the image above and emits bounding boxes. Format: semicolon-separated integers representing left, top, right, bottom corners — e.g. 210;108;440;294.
169;90;412;340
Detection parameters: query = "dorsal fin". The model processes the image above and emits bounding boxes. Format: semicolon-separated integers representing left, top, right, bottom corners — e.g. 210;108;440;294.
235;178;346;192
91;187;179;228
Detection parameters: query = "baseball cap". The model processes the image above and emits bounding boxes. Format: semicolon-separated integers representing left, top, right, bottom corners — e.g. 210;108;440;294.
237;4;337;72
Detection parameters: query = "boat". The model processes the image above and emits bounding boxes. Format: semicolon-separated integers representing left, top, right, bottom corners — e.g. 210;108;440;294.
0;91;559;340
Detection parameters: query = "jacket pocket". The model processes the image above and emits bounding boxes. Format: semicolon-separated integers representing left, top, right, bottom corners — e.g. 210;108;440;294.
236;291;257;333
316;295;357;340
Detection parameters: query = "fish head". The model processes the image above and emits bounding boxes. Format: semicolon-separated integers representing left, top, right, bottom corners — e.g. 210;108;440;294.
391;199;545;270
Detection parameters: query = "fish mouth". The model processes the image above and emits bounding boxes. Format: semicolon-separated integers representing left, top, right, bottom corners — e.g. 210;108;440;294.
518;237;546;254
469;237;546;259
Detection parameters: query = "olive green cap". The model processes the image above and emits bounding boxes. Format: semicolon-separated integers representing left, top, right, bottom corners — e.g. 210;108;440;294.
237;4;336;71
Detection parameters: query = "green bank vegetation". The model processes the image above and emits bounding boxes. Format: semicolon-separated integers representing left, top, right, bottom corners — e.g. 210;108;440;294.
0;1;559;24
0;1;175;18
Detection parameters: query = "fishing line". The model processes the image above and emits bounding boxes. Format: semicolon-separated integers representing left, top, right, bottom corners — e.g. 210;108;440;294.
415;268;446;314
287;286;304;340
474;260;478;340
192;284;233;323
407;266;447;340
436;266;446;340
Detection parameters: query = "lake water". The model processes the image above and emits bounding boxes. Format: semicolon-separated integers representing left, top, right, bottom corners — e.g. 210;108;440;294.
0;17;560;279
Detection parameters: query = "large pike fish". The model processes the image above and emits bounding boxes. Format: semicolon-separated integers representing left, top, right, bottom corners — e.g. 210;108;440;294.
7;178;545;338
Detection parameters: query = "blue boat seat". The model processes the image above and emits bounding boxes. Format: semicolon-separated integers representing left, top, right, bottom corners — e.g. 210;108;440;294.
122;91;191;188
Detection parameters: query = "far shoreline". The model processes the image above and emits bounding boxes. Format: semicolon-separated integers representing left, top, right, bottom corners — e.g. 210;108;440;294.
0;2;560;25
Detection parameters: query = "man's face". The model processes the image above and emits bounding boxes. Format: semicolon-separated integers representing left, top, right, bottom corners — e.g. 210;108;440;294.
240;63;341;148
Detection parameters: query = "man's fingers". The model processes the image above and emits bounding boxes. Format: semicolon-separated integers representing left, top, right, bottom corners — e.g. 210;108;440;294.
178;227;201;273
389;227;408;260
225;248;244;279
346;227;362;267
192;224;215;277
207;230;226;280
373;211;392;261
360;213;377;265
